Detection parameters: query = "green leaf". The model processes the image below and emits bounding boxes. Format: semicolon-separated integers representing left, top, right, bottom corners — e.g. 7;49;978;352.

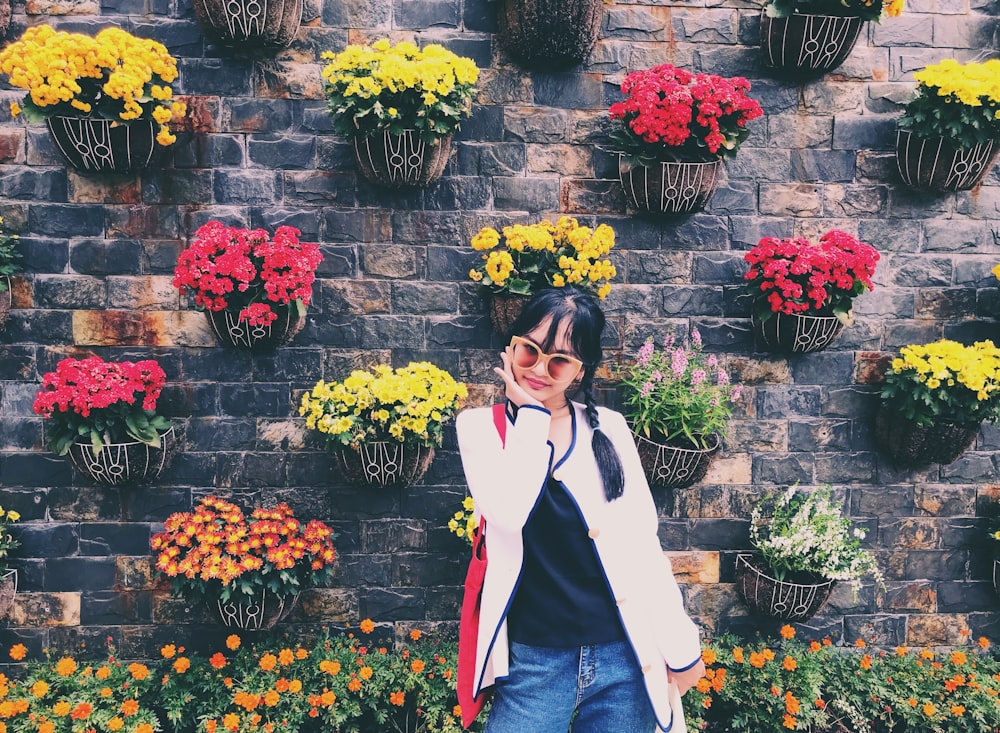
90;430;104;457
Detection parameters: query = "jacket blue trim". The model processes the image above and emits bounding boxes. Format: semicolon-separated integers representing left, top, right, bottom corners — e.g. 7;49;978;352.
668;654;702;673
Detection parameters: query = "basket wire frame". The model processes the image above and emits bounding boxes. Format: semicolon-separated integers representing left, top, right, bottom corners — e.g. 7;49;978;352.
736;553;836;623
761;12;863;72
69;426;176;487
216;591;297;631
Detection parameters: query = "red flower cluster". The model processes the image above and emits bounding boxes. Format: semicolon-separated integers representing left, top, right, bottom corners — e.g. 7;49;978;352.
609;64;763;159
33;356;166;419
151;496;337;604
743;231;880;317
172;221;323;327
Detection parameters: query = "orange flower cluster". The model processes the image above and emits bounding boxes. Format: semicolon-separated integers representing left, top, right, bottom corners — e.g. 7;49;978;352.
150;496;337;605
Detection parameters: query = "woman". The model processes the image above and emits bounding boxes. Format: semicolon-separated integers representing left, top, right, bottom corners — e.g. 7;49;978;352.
456;287;705;733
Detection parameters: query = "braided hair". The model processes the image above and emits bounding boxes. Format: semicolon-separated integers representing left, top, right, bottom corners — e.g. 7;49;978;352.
507;287;625;501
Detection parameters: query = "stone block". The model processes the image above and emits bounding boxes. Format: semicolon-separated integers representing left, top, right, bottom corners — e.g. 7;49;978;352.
768;115;834;149
923;220;989;252
80;523;151;556
605;5;670;40
667;551;721;584
905;613;970;646
213;170;279;204
831;114;896;151
532;73;605;109
141;170;215;205
788;419;853;452
702;454;752;486
752;453;814;484
561;178;625;215
254;60;325;100
886;254;953;287
503;107;570;143
726;148;791;181
177;58;253;96
72;310;214;347
9;592;81;627
106;276;178;310
298;588;356;622
361;587;424;621
247;135;316;169
492;177;560;212
117;557;156;590
69;239;142;275
759;183;822;217
824;184;888;217
758;386;822;418
0;169;66;202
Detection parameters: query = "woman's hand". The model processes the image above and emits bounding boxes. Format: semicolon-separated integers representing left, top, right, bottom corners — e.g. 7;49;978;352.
668;659;706;696
494;346;542;409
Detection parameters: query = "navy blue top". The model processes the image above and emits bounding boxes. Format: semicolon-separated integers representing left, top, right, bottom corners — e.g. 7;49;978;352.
507;475;625;647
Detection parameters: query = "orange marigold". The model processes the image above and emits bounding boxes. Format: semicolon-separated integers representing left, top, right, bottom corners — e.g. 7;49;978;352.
782;714;796;729
129;663;150;681
923;703;935;717
174;657;190;673
136;724;154;733
749;652;765;668
783;656;797;671
979;637;990;649
223;713;239;731
951;651;968;665
359;619;375;634
107;717;124;732
411;659;425;674
732;647;744;664
702;648;717;665
410;629;422;641
30;680;49;697
348;678;361;692
278;649;294;666
55;657;78;676
390;691;405;706
121;700;139;717
950;704;965;716
8;645;26;661
226;635;241;651
359;666;373;680
70;702;92;720
210;653;227;670
779;625;795;640
860;655;873;671
259;653;278;671
161;644;177;659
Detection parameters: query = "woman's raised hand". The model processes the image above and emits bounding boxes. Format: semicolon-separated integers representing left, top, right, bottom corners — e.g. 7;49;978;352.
494;346;542;409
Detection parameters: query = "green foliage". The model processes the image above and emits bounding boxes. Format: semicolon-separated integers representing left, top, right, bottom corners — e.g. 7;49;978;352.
0;505;20;575
0;216;21;291
898;59;1000;148
46;407;171;457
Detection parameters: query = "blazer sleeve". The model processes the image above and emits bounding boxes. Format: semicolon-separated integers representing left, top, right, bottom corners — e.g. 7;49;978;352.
455;404;554;534
604;409;703;671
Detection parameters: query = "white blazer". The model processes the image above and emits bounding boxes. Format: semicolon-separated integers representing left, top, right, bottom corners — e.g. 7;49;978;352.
455;401;701;732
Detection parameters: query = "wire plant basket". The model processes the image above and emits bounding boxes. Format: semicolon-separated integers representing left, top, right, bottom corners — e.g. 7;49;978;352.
735;553;836;623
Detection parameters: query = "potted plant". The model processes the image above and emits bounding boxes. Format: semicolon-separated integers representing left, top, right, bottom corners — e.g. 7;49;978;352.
32;356;176;487
150;496;337;630
0;505;20;621
496;0;603;69
172;221;323;352
617;329;742;489
896;58;1000;192
761;0;904;77
320;39;480;187
607;64;763;216
742;230;880;354
468;216;617;334
875;339;1000;467
737;486;883;622
0;215;21;334
0;25;186;174
300;362;467;489
192;0;300;49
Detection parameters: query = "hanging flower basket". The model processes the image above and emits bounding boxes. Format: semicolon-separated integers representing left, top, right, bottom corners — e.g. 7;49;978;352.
488;293;528;336
0;277;11;334
735;553;835;623
0;569;17;620
635;433;721;489
192;0;301;48
873;405;979;467
45;117;160;174
497;0;603;69
895;129;999;192
354;131;452;188
205;302;305;352
759;11;864;77
619;157;723;217
68;426;176;487
214;591;298;631
752;311;846;354
333;442;435;489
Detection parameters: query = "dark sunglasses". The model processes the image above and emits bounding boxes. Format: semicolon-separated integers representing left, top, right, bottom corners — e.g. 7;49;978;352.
509;336;584;383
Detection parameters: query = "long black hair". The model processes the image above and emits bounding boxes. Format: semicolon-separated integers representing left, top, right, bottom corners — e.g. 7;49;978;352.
508;287;625;501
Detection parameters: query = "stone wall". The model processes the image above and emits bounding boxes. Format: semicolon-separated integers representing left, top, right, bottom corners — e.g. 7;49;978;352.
0;0;999;659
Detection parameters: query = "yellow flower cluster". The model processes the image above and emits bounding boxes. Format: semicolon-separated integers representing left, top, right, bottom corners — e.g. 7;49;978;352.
892;339;1000;400
447;495;477;545
0;25;185;146
299;362;467;449
469;216;617;299
914;59;1000;109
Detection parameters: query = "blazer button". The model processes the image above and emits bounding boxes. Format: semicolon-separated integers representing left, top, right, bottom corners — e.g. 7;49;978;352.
641;664;652;674
587;528;600;539
616;597;627;606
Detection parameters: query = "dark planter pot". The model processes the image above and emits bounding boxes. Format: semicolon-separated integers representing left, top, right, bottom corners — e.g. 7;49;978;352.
46;117;159;174
895;129;999;192
68;426;176;487
497;0;603;69
0;277;10;334
214;592;298;631
760;11;864;78
334;442;435;489
735;554;835;623
204;302;305;352
635;433;721;489
0;569;17;621
873;405;980;467
488;293;528;337
752;311;846;354
192;0;301;48
619;157;723;217
354;131;452;187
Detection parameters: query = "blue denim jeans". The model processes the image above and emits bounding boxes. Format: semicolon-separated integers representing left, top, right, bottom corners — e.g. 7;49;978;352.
484;640;656;733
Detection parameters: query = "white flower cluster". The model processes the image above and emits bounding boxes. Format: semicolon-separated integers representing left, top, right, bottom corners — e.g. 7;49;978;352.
751;485;884;590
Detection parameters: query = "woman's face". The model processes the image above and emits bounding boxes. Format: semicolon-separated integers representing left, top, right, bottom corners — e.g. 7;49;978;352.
510;317;583;406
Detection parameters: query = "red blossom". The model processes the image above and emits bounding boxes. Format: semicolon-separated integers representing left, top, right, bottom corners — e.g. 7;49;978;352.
173;221;323;326
33;357;166;419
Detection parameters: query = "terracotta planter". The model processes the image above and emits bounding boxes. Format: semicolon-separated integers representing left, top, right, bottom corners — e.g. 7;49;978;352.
735;554;835;623
619;156;723;216
215;591;298;631
895;129;999;192
68;426;176;487
204;302;305;352
752;311;845;354
192;0;301;48
488;293;528;336
873;405;979;467
635;433;720;489
354;131;452;187
497;0;603;69
0;276;10;334
333;442;435;489
760;11;864;77
46;117;159;174
0;569;17;621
